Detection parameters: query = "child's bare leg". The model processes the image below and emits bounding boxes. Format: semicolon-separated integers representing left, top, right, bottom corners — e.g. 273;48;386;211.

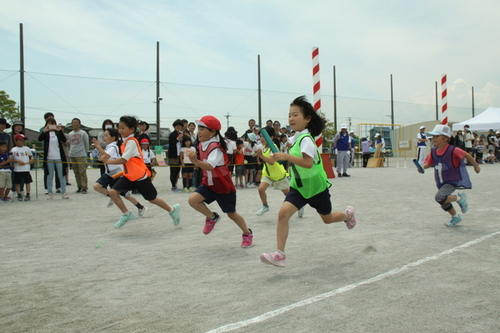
226;212;250;234
319;211;349;224
25;183;30;194
4;188;10;196
188;192;212;217
149;197;172;212
109;189;128;213
447;207;458;216
126;195;140;205
93;183;108;195
258;182;270;204
276;202;298;252
444;194;458;203
15;184;21;194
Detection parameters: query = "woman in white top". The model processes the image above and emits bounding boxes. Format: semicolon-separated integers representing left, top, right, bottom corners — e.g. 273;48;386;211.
38;118;68;199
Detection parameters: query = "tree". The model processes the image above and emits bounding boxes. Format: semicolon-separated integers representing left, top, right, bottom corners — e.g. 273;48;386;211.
320;112;337;148
0;91;20;122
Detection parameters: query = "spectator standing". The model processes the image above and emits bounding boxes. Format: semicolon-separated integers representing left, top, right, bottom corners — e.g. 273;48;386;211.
38;119;69;199
416;126;428;165
168;119;184;192
333;124;350;177
69;118;89;193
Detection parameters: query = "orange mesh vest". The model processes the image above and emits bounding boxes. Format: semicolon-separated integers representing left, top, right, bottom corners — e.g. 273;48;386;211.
120;137;151;181
199;141;236;194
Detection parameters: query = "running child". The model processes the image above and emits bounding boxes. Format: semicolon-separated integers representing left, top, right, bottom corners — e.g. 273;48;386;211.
101;116;181;228
260;96;356;267
91;129;147;217
255;126;303;217
419;124;480;227
11;134;34;201
180;137;196;192
186;115;253;247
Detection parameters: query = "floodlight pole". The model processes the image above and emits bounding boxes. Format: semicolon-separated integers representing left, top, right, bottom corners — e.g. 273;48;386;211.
19;23;25;124
257;55;262;127
333;66;337;129
390;74;394;129
156;41;161;146
471;86;475;117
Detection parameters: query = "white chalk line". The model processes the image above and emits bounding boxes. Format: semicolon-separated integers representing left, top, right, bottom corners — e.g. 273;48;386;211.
205;231;500;333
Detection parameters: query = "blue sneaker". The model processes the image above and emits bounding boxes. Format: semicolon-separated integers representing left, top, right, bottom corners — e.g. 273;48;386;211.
446;215;462;227
457;193;468;214
169;203;181;226
114;212;136;228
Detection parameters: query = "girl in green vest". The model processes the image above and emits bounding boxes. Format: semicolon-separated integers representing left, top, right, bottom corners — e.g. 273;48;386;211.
255;126;304;218
260;96;356;267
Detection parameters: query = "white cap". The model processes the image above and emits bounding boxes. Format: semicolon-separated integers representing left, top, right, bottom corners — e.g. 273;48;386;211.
375;133;380;137
427;124;451;137
341;124;347;129
349;130;355;134
420;126;425;130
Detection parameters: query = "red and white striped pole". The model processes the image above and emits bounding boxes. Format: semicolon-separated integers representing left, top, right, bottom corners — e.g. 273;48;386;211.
312;47;322;148
441;74;448;125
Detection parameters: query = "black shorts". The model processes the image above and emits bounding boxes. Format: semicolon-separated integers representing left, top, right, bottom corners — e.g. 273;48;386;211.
111;176;157;201
182;164;195;174
284;187;332;215
95;173;118;188
244;156;256;170
195;184;237;213
13;171;33;185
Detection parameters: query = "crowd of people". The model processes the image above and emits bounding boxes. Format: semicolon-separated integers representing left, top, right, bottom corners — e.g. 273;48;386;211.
1;97;495;267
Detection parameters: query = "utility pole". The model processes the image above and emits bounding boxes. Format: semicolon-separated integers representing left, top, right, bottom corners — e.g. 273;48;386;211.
347;117;352;132
224;113;231;129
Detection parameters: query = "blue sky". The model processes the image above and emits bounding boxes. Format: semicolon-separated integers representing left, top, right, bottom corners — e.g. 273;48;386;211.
1;0;499;132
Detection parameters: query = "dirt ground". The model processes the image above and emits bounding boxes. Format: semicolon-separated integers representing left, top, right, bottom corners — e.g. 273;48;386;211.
1;160;499;332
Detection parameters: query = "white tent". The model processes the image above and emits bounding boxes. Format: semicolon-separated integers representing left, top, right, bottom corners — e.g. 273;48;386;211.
452;107;500;131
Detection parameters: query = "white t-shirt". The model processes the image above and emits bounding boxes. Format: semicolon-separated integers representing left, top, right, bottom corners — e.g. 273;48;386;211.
142;148;155;164
47;132;61;160
225;139;237;155
289;129;317;159
11;146;32;172
105;141;122;175
180;146;196;164
201;136;224;168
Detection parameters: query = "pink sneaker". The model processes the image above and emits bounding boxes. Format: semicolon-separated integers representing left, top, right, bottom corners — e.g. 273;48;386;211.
260;250;286;267
203;212;220;235
241;229;253;247
345;206;356;229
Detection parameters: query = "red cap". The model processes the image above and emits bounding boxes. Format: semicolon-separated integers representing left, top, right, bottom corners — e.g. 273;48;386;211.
140;138;150;144
15;133;27;140
195;115;221;131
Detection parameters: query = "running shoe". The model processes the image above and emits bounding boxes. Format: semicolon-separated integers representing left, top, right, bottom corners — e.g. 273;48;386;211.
457;193;468;214
241;229;253;248
24;195;30;201
203;212;220;234
256;205;269;216
82;189;88;194
114;212;136;228
260;250;286;267
62;193;69;199
298;207;304;218
17;195;23;201
345;206;356;229
446;215;462;227
46;193;53;200
169;203;181;226
138;206;148;218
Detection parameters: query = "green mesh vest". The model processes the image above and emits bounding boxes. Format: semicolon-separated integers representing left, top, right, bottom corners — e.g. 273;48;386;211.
289;133;330;199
